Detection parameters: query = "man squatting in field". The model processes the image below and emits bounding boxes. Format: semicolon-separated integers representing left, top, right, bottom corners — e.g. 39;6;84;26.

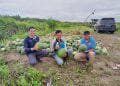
74;31;96;65
51;30;73;65
24;27;48;65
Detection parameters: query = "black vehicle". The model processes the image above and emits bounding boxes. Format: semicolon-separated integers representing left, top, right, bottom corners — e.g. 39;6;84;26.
94;18;116;33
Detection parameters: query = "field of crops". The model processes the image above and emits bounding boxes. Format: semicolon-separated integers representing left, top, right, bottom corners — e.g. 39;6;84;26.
0;15;120;86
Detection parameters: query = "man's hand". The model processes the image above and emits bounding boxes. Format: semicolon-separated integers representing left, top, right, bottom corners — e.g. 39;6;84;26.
63;52;67;57
77;40;80;46
31;43;39;51
55;45;59;50
31;47;38;51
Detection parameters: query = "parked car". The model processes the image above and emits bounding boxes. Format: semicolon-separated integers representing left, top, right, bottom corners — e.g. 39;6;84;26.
94;18;116;33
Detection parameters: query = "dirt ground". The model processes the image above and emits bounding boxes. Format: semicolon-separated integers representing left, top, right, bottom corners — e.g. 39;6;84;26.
4;33;120;86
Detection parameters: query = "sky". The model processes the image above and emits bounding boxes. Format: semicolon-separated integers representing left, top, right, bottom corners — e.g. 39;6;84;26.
0;0;120;22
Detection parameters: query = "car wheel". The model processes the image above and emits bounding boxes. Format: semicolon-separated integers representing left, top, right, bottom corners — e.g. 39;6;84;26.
96;29;100;33
109;31;114;34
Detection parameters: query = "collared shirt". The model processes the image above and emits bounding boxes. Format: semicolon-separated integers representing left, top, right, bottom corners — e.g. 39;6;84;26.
80;36;96;50
53;38;67;51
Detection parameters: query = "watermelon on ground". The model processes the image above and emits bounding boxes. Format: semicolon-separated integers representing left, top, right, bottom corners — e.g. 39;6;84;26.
16;46;25;55
66;43;71;46
46;48;51;52
95;49;101;55
0;44;4;48
102;47;109;55
73;51;77;56
0;47;6;52
16;38;21;42
37;42;50;50
78;44;87;52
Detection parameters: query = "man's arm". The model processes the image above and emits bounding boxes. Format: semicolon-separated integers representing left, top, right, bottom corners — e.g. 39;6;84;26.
24;38;32;53
89;37;96;51
53;41;58;51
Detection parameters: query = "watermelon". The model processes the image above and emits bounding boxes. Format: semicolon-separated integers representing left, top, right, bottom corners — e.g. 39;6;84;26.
12;41;16;45
95;45;109;55
37;42;50;50
5;46;10;51
72;42;77;48
0;47;6;52
0;44;4;48
78;44;87;52
74;36;81;40
73;51;77;56
0;45;10;52
37;43;42;50
73;47;77;51
16;38;21;42
46;48;51;52
66;43;71;46
17;46;25;55
57;48;67;58
67;39;74;44
43;40;50;44
95;49;101;55
72;42;79;51
102;47;109;55
95;46;101;50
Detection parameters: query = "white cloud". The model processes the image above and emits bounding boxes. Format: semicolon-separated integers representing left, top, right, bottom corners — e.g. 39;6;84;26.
0;0;120;22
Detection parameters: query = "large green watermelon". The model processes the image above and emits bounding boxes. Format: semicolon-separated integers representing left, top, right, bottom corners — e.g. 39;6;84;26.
57;48;67;58
95;49;101;55
72;42;78;48
78;44;87;52
38;42;50;50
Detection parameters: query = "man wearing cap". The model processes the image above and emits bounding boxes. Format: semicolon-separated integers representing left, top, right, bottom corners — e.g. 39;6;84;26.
74;31;96;65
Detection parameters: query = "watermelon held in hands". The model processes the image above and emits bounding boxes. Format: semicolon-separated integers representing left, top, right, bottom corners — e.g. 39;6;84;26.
78;44;87;52
57;48;67;58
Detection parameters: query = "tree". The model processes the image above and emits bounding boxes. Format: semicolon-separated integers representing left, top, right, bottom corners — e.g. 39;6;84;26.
47;18;57;31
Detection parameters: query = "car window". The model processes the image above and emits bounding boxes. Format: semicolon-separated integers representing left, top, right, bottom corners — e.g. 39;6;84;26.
100;18;115;25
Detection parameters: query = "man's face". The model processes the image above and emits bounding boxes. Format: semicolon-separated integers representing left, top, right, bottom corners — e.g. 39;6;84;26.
29;28;36;37
56;32;62;40
83;34;90;40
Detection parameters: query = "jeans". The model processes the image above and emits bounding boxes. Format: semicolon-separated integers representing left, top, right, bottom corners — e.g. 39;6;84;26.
27;49;48;65
53;49;73;65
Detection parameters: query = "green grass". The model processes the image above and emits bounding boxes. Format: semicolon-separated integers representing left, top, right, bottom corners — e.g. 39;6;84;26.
116;23;120;34
0;55;47;86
